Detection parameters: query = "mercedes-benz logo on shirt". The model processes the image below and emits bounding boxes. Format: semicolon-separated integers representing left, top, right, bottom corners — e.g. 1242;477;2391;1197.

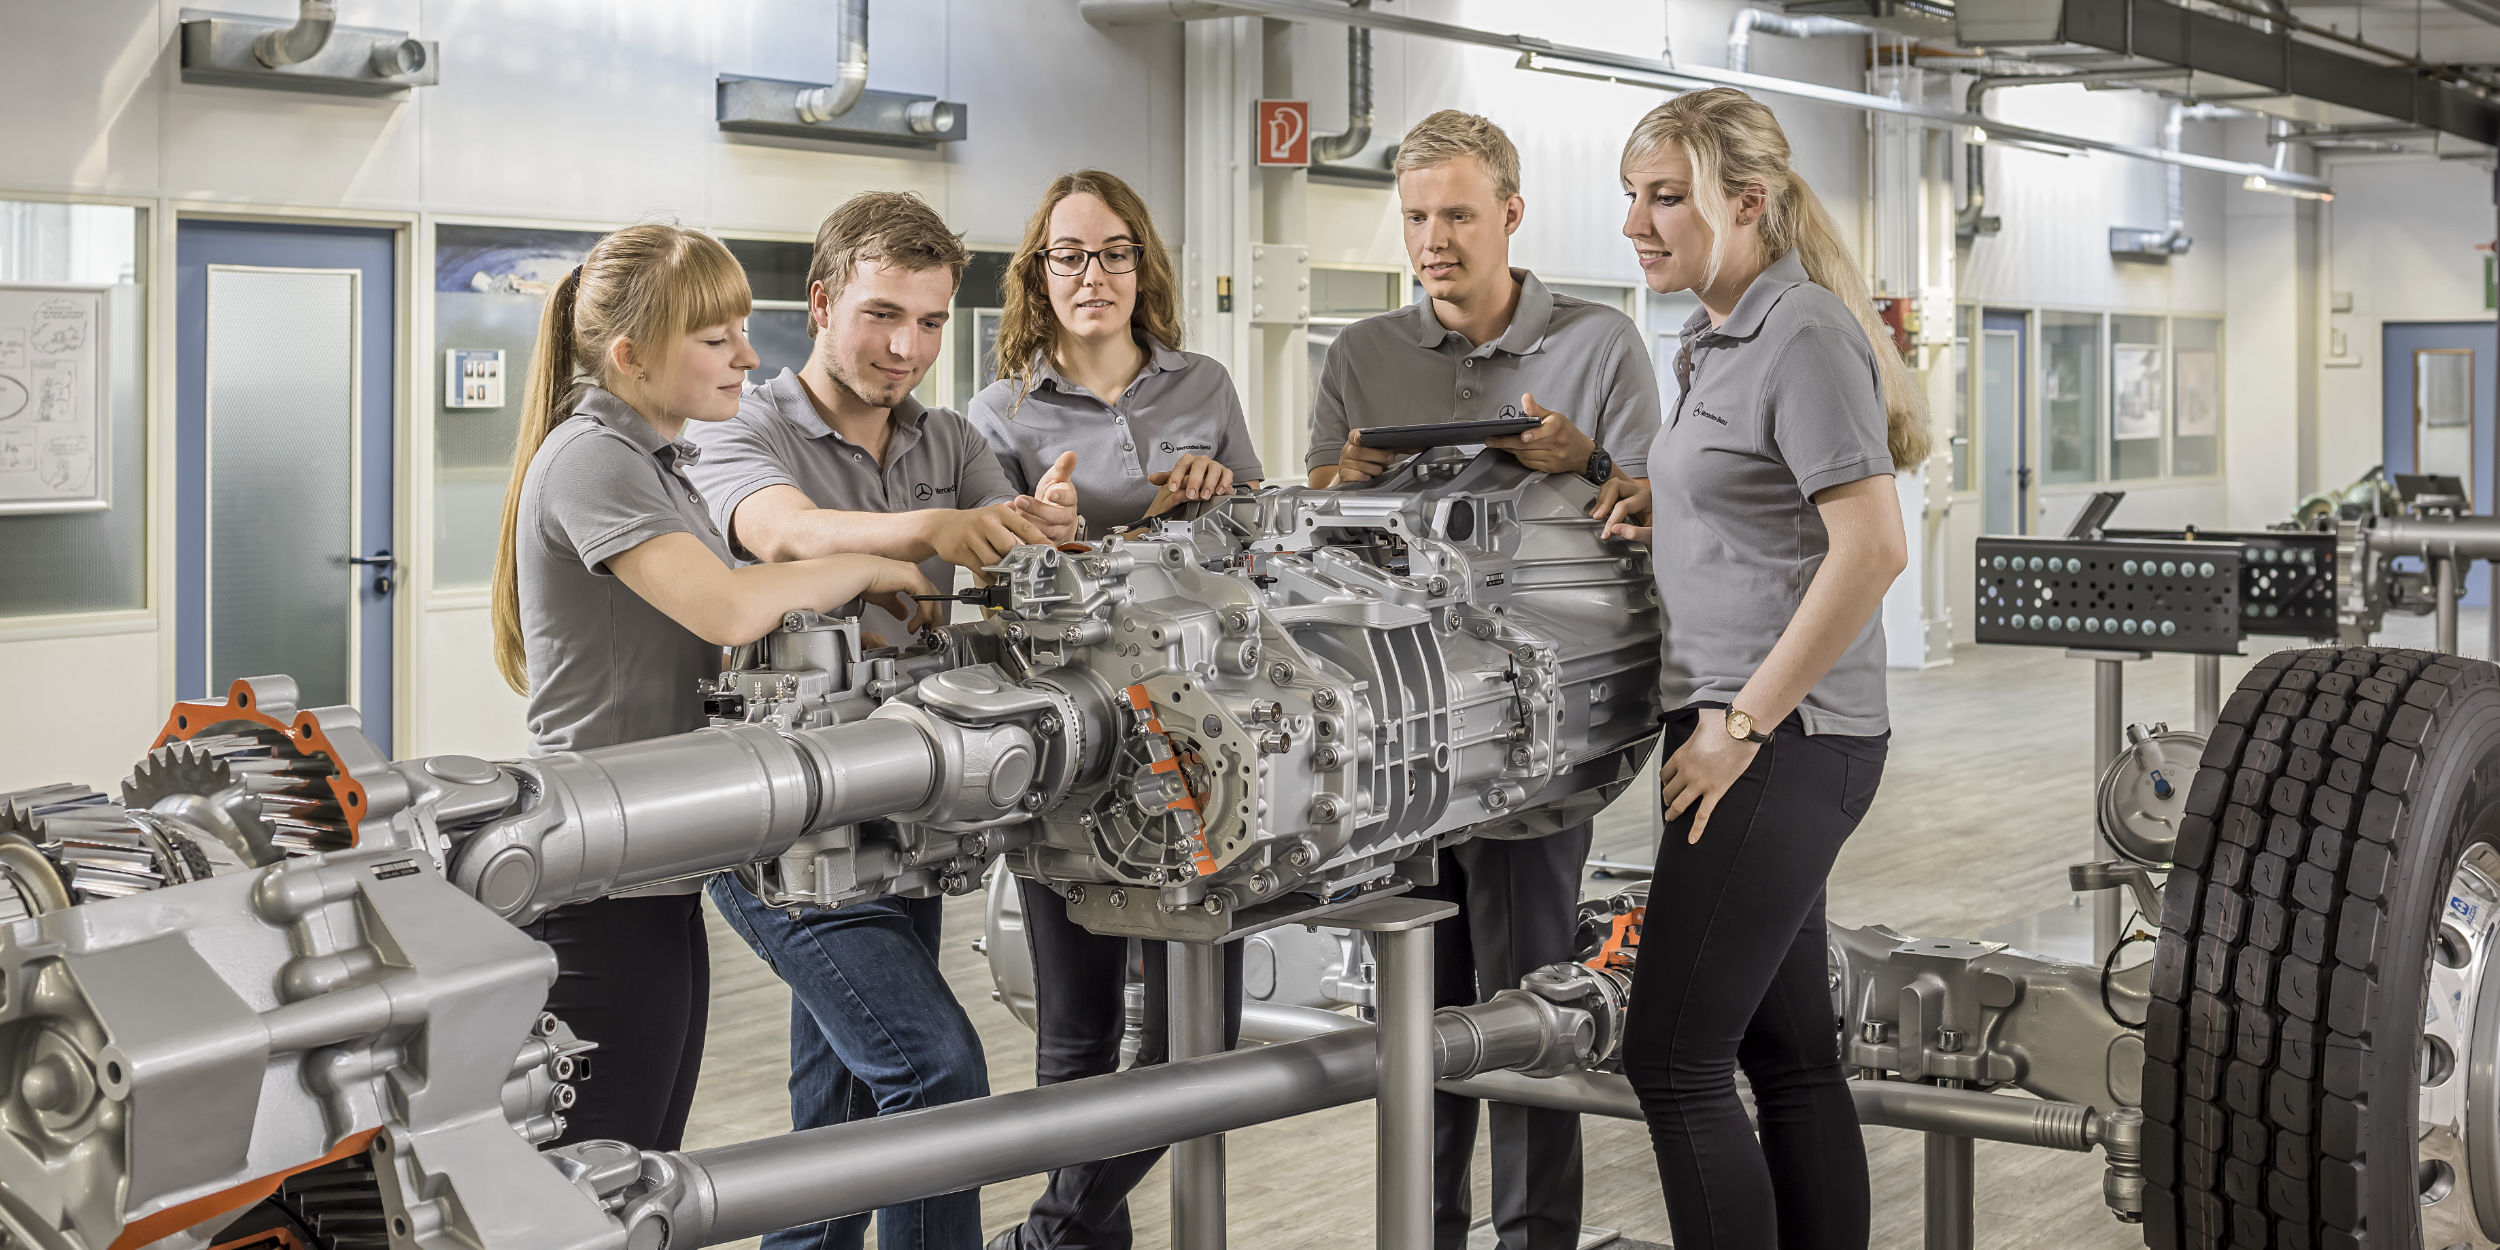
914;483;933;501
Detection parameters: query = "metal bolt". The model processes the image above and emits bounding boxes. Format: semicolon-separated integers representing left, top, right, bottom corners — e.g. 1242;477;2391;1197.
1066;885;1087;906
1269;662;1295;685
1313;745;1341;769
1937;1029;1963;1053
1310;796;1341;823
1021;791;1045;811
1005;623;1027;642
1861;1021;1885;1044
1038;713;1062;734
1508;745;1532;768
1429;576;1451;596
1312;688;1338;711
1251;872;1276;894
1110;889;1127;908
1202;896;1224;915
1287;844;1314;869
1256;730;1291;754
960;835;985;856
1227;609;1252;633
1485;788;1508;809
1084;558;1108;576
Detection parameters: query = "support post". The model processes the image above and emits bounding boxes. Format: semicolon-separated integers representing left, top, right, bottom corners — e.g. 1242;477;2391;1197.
2437;555;2461;656
1329;894;1459;1250
1925;1131;1976;1250
2193;653;2222;734
1168;940;1228;1250
2092;657;2126;956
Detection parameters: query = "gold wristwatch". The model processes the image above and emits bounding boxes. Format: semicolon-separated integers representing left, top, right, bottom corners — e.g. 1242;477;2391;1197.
1725;708;1772;744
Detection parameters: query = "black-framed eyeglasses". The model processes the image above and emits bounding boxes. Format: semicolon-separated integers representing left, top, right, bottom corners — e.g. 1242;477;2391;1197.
1041;245;1144;277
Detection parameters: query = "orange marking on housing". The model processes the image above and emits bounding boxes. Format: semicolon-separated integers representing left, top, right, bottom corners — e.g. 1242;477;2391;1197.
111;1130;379;1250
1584;907;1645;974
149;677;367;847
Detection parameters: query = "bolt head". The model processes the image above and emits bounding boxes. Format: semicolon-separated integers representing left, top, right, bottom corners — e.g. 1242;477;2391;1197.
1202;896;1224;914
1312;688;1338;710
1269;662;1294;685
1066;885;1086;905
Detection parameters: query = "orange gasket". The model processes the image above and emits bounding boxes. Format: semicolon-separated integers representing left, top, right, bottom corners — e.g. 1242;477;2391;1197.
112;1129;379;1250
148;677;369;848
1583;907;1645;974
1123;683;1216;877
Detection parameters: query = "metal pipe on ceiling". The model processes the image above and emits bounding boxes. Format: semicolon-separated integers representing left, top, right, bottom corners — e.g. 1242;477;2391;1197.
1726;9;1875;74
252;0;336;68
1311;0;1374;163
1080;0;2337;195
795;0;872;122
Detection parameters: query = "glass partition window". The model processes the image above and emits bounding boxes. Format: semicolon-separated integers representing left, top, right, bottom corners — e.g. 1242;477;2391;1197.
2041;311;2103;485
725;238;815;389
2172;317;2221;477
2109;314;2165;481
1951;304;1974;492
0;201;148;618
2416;349;2475;499
431;225;602;591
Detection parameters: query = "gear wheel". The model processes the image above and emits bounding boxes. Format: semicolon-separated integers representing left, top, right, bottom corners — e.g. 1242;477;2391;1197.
0;782;222;906
210;1156;390;1250
128;730;350;857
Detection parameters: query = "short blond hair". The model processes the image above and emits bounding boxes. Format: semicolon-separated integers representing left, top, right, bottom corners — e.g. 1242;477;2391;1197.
1393;110;1521;202
807;191;969;308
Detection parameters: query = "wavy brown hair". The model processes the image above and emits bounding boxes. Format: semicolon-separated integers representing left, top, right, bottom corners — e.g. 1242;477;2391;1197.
1623;88;1932;468
994;170;1183;410
491;225;751;695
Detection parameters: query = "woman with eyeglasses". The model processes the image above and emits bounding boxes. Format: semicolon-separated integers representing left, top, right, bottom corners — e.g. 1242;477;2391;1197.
970;169;1262;535
967;169;1257;1250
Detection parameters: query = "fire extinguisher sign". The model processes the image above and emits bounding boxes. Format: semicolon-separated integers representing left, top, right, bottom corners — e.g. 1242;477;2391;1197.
1255;100;1310;167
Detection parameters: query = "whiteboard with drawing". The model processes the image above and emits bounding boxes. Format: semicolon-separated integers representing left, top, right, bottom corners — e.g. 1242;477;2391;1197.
0;283;109;514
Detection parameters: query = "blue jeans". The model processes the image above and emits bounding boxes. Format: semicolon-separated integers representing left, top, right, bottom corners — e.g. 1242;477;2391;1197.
709;876;990;1250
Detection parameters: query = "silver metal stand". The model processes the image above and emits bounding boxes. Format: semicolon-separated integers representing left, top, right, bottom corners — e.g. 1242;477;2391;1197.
1331;894;1460;1250
2437;555;2461;655
2193;653;2222;734
1925;1132;1975;1250
2070;648;2150;961
1169;939;1229;1250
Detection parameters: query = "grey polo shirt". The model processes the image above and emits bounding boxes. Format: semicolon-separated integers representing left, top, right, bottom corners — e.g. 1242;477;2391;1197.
515;382;731;772
685;368;1016;639
1307;269;1660;478
1649;249;1896;736
968;346;1264;531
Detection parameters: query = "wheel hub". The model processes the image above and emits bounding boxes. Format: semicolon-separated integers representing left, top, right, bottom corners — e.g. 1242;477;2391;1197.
2422;840;2500;1247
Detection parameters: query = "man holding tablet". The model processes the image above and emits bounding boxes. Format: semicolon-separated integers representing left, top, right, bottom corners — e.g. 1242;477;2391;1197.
1304;110;1661;1250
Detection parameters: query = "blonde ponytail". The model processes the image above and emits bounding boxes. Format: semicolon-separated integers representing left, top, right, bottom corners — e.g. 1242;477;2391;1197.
490;226;754;695
1622;89;1933;468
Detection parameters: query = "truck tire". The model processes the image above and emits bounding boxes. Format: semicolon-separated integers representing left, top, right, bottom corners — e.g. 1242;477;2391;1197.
2143;646;2500;1250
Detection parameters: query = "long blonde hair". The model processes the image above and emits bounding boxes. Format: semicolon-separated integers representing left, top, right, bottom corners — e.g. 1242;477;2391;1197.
994;171;1183;411
491;224;752;695
1623;89;1932;467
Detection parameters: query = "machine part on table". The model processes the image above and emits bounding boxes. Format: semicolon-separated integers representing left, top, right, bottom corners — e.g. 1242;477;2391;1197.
2140;646;2500;1249
0;455;1664;1250
2097;722;2205;868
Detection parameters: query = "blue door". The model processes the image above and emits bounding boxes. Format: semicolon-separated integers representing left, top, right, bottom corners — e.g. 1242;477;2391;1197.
2383;321;2497;609
1981;309;2031;534
176;220;398;751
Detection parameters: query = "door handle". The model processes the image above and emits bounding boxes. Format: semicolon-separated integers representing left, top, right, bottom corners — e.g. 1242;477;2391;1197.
349;550;395;596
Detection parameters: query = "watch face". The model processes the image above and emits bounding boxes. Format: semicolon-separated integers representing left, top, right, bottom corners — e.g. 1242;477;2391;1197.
1726;710;1753;738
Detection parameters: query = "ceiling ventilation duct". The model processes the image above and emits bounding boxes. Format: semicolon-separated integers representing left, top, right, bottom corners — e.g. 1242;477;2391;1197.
2109;103;2193;262
1310;0;1396;185
1727;9;1876;73
718;0;970;149
1953;0;2499;149
180;1;438;96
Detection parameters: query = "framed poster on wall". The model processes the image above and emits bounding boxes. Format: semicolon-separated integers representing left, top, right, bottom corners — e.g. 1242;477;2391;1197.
0;282;110;514
2112;344;2164;441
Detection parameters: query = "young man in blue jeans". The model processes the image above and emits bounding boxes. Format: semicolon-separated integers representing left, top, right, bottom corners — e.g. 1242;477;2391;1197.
687;191;1077;1250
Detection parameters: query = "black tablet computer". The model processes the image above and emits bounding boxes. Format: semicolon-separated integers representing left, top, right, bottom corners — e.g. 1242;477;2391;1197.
1351;416;1540;451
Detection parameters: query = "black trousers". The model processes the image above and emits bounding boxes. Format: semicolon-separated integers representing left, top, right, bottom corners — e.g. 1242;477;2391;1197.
1007;877;1246;1250
1413;822;1595;1250
525;892;711;1151
1620;711;1886;1250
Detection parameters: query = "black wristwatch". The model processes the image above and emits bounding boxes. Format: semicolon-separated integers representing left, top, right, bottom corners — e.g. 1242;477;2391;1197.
1580;446;1615;486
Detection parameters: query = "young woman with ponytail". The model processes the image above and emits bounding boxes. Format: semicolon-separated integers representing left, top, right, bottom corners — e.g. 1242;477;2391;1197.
1592;87;1928;1250
491;224;935;1150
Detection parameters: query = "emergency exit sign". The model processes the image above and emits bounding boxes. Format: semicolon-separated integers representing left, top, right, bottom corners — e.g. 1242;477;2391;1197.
1256;99;1309;167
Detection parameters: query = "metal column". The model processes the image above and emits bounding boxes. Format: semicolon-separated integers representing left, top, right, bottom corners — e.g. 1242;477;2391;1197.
1331;894;1459;1250
1169;940;1229;1250
2193;654;2222;734
1925;1132;1975;1250
2437;556;2461;656
2071;648;2149;962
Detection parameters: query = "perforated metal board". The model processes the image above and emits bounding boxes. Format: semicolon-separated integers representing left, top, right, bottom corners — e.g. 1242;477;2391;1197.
2102;528;2339;641
1975;537;2242;654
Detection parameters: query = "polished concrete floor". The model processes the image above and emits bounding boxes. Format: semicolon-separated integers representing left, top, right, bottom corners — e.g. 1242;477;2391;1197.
677;613;2479;1249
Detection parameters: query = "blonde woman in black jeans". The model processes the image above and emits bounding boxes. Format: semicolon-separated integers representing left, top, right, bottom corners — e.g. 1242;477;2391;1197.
1597;88;1926;1250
